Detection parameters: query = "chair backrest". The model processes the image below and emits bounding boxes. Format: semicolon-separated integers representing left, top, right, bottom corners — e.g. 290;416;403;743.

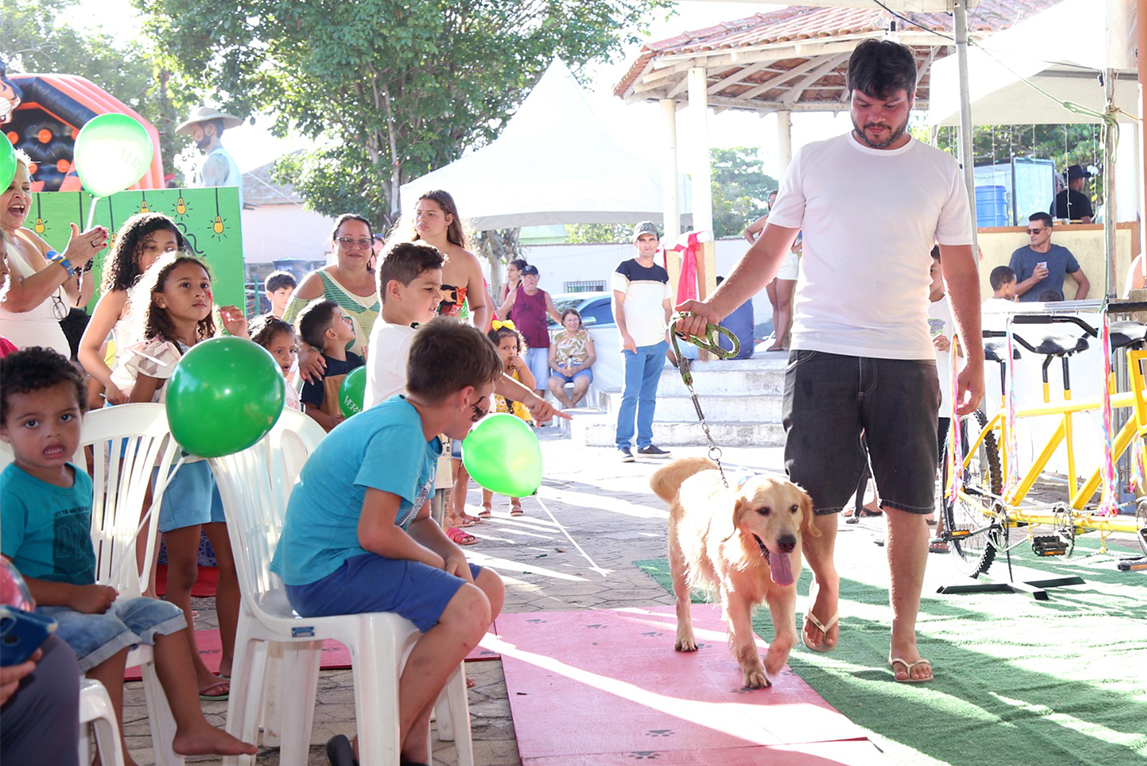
80;404;182;597
210;408;325;611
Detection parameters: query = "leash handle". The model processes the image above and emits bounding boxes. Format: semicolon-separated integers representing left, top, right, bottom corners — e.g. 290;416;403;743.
669;316;738;366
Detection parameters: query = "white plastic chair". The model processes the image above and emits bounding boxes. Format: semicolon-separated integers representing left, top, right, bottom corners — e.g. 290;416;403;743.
79;403;185;766
211;407;474;766
79;678;126;766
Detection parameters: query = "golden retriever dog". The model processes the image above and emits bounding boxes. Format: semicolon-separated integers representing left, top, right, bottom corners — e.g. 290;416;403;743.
651;457;815;689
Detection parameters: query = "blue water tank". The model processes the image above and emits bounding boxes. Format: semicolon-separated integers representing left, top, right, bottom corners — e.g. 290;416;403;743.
975;185;1010;227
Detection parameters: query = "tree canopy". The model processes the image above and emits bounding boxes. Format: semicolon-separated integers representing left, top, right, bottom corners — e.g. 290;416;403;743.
710;147;776;239
3;0;191;184
135;0;671;229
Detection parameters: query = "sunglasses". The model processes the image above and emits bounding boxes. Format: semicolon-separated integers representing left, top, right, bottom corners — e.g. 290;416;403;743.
1026;228;1047;235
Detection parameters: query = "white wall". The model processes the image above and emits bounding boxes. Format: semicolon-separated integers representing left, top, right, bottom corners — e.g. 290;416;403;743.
241;205;336;265
520;238;771;327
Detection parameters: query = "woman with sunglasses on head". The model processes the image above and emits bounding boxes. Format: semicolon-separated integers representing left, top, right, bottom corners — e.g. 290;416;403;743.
285;213;381;382
0;150;108;358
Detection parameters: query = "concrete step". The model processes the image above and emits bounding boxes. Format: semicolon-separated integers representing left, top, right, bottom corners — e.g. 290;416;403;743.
657;356;787;397
569;412;786;448
598;389;782;423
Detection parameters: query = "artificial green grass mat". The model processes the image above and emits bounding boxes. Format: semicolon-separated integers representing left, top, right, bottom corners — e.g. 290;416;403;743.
635;545;1147;766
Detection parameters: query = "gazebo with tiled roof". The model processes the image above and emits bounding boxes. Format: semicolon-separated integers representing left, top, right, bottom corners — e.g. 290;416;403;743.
614;1;1057;115
611;0;1064;305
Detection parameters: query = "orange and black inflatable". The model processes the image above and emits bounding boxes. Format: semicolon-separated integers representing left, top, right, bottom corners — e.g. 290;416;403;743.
1;61;164;193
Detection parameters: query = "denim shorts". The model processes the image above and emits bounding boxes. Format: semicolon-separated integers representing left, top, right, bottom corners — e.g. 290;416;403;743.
38;597;185;672
550;367;593;385
155;460;226;532
523;347;549;390
285;553;483;633
782;350;940;515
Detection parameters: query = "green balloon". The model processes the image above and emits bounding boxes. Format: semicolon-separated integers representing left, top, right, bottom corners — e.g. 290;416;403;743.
73;114;154;197
339;366;367;417
165;337;286;458
462;413;542;497
0;139;15;195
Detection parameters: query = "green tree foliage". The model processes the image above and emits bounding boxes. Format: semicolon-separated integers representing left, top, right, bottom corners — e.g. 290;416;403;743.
3;0;191;186
135;0;671;229
565;223;632;244
711;147;777;239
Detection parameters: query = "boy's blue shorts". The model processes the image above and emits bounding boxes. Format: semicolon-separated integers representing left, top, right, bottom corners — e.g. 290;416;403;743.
155;460;226;533
285;553;483;633
39;597;185;672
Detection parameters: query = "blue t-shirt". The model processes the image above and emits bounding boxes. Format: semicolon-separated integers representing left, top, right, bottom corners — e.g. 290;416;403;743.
1;463;96;585
1008;243;1080;303
719;299;755;360
270;396;443;586
300;352;365;410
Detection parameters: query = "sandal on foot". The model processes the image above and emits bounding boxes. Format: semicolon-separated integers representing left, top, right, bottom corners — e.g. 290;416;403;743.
327;733;358;766
802;608;839;654
446;515;476;527
889;657;933;683
447;527;478;546
198;678;230;701
510;503;524;516
478;505;492;518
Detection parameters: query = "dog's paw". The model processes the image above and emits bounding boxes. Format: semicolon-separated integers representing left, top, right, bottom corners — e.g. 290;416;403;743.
675;634;699;652
741;664;771;689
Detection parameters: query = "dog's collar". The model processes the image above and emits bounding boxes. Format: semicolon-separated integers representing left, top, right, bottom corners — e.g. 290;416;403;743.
752;533;771;563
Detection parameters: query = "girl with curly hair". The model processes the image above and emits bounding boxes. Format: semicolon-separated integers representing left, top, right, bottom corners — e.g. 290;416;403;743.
77;212;185;405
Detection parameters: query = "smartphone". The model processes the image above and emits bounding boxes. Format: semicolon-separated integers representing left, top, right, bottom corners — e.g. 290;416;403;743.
1037;261;1047;270
0;606;57;666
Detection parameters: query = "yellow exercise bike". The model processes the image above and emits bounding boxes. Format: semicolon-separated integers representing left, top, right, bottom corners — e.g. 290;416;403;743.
941;312;1147;591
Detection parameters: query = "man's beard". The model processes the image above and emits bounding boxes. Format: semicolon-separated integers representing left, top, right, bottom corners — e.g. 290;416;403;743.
851;117;908;149
195;136;212;150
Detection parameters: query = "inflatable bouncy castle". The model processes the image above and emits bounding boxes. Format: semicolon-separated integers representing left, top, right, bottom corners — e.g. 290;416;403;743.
1;61;164;192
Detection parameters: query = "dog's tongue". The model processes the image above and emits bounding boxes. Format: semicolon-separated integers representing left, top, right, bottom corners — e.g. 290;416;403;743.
770;551;795;586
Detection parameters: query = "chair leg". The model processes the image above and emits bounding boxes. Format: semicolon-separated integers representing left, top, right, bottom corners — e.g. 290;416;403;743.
437;664;474;766
223;626;262;766
139;661;185;765
79;678;126;766
276;641;323;764
353;621;403;766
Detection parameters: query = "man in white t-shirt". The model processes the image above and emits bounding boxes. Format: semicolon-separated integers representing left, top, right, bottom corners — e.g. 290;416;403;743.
612;222;674;462
677;40;984;684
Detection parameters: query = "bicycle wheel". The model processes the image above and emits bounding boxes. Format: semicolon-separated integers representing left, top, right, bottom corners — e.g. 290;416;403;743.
942;409;1001;576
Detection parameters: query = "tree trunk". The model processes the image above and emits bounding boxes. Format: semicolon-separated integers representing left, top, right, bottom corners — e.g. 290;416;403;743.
473;228;523;303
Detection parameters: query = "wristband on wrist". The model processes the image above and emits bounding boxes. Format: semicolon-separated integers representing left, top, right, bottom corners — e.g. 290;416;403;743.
48;251;76;277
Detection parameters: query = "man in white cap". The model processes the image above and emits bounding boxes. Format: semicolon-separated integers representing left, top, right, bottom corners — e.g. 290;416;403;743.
175;106;244;207
611;221;673;462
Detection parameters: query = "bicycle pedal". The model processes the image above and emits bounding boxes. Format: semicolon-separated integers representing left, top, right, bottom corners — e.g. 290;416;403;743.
1117;558;1147;572
947;529;971;539
1032;535;1069;556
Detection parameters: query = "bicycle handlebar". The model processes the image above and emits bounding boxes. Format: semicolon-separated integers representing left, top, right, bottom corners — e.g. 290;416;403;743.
1008;314;1098;337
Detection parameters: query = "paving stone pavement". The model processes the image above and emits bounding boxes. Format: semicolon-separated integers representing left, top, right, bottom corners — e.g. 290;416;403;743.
118;424;1143;765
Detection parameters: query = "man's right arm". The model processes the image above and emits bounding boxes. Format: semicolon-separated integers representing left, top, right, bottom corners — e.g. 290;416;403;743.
676;222;798;337
1010;251;1042;298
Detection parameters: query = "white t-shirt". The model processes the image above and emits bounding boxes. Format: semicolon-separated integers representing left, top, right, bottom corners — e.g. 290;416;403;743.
364;321;418;409
928;297;954;417
611;258;674;348
767;134;974;360
981;296;1015;334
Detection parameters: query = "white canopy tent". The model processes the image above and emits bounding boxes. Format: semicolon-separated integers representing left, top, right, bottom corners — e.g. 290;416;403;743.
929;0;1138;126
399;59;679;231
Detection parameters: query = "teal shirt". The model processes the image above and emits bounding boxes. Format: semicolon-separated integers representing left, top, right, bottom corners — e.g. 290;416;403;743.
1;463;96;586
270;396;442;586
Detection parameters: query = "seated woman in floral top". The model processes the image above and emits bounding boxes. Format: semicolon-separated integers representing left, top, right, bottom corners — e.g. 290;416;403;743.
547;308;596;408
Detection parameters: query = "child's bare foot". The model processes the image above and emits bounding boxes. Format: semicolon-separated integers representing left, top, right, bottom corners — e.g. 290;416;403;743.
172;724;257;757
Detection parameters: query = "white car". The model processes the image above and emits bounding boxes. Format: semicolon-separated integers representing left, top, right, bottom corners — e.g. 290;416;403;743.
548;292;625;393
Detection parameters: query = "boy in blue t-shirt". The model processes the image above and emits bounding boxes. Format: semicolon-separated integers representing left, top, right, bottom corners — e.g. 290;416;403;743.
272;318;506;766
0;347;255;765
297;299;365;431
